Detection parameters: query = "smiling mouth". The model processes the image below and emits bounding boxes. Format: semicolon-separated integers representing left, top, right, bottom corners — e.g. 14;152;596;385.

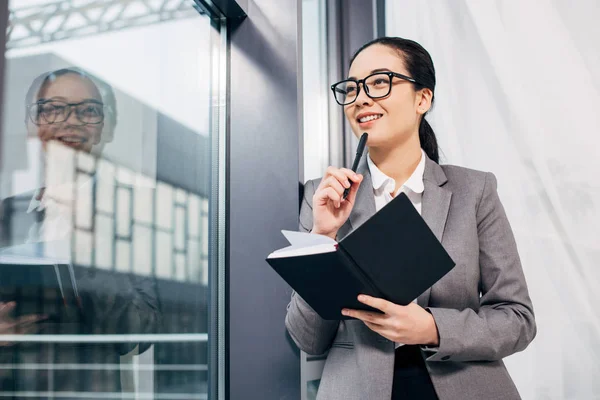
56;136;87;145
358;114;383;123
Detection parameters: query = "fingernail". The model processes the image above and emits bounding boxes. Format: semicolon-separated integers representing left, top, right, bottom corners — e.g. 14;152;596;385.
345;181;350;188
341;309;349;316
353;174;359;180
358;295;366;301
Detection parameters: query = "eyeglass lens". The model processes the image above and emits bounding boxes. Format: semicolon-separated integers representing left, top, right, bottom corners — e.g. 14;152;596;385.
31;101;104;125
333;73;392;105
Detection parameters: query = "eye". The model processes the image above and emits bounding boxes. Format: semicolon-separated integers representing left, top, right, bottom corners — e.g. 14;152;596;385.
40;104;63;114
83;106;100;116
372;77;389;86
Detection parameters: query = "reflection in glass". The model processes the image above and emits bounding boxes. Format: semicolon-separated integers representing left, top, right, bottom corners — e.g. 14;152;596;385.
0;1;218;397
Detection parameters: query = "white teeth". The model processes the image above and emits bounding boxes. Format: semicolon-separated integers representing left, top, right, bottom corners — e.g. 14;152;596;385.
358;114;382;123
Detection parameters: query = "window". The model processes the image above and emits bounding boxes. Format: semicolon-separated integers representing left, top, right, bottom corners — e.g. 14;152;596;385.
0;0;226;398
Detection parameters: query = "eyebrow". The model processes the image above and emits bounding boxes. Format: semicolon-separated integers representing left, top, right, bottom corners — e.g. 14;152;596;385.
37;96;103;105
348;68;392;80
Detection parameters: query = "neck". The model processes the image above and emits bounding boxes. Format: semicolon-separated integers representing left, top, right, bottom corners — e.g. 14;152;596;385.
369;134;423;193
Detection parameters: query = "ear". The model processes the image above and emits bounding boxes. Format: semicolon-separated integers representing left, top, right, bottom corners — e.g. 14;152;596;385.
416;88;433;115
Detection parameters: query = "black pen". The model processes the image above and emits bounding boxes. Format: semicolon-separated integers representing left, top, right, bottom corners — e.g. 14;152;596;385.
343;132;368;200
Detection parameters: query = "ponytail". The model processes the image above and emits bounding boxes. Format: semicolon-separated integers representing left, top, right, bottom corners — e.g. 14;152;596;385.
419;117;439;164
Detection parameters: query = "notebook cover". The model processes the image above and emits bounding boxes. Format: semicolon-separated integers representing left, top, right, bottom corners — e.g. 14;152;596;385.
339;193;455;305
0;262;82;324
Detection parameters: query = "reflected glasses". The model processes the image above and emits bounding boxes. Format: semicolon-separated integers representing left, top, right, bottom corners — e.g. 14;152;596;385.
27;100;105;125
331;72;419;106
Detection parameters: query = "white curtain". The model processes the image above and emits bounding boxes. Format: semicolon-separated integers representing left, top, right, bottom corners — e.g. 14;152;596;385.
386;1;600;399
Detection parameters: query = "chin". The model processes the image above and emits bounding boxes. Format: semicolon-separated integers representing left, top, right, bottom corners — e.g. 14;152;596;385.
355;129;387;146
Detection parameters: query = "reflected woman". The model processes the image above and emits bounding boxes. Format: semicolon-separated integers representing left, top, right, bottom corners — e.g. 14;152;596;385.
0;68;159;394
286;37;536;400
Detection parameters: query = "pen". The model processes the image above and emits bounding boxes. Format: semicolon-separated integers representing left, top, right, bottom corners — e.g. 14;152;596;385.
343;132;368;200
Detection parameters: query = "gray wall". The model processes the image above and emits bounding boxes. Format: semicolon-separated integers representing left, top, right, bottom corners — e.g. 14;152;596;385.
227;0;302;399
328;0;382;170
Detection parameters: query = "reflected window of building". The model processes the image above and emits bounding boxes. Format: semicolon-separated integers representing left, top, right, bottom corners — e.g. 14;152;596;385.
0;0;225;398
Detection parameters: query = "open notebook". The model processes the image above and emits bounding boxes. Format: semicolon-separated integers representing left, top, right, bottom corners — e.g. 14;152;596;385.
266;193;455;320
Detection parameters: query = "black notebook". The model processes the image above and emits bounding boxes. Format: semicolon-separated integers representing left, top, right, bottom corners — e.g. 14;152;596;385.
0;253;82;324
266;193;455;320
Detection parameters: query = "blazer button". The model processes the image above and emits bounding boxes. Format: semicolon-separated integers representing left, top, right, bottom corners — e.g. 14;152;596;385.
441;356;450;361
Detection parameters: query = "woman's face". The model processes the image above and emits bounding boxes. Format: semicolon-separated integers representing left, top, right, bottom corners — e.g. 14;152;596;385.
344;44;429;150
35;73;104;154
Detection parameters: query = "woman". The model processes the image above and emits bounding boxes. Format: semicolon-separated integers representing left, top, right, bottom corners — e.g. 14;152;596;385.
0;68;159;394
285;37;536;400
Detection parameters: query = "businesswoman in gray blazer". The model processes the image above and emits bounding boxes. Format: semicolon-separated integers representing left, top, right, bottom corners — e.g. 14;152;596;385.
285;37;536;400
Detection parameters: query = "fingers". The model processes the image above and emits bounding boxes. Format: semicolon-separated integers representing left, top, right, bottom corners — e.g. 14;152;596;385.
323;176;346;199
320;168;361;192
0;320;43;346
316;167;363;208
1;314;47;333
323;167;359;186
342;308;385;325
315;187;342;208
357;294;393;314
0;302;16;317
15;314;48;326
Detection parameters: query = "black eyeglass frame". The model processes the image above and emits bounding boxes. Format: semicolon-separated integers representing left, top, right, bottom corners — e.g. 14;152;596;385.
27;99;107;126
330;71;420;106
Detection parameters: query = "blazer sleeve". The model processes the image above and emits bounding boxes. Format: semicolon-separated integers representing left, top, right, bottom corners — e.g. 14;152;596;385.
284;179;340;355
424;172;537;362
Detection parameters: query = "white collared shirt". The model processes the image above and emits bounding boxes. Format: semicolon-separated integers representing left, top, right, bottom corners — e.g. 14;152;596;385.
366;149;426;348
367;149;426;214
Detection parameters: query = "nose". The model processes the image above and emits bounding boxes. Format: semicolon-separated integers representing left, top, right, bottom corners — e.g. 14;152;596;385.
64;106;81;125
354;82;373;106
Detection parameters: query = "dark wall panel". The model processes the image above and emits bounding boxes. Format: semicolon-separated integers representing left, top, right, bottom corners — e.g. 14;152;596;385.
227;0;301;399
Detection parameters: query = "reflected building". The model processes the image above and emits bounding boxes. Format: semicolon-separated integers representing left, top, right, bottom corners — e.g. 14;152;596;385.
0;1;215;396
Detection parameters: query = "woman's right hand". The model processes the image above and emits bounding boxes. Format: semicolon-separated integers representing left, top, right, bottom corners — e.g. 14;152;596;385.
0;302;47;346
312;167;363;240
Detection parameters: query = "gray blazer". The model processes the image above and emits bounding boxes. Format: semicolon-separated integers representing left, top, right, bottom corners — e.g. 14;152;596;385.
285;154;536;400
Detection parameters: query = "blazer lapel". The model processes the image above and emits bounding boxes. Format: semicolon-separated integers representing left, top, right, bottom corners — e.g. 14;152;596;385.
417;157;452;308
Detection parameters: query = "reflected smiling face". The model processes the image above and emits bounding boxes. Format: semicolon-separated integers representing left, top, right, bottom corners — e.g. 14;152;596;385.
344;44;430;150
34;73;105;154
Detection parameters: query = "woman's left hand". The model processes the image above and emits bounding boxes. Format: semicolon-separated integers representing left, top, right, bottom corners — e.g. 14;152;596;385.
342;295;440;346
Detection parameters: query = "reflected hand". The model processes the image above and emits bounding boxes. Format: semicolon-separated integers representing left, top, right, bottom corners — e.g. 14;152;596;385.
342;295;439;346
0;302;47;346
312;167;363;239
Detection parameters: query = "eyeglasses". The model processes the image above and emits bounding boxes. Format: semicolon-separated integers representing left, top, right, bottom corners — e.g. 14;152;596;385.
331;72;419;106
27;100;105;125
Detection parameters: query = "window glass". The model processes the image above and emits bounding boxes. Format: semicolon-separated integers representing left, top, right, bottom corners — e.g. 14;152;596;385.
0;1;222;398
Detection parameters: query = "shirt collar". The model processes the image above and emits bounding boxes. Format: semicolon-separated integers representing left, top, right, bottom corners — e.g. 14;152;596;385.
367;149;426;194
27;188;44;213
